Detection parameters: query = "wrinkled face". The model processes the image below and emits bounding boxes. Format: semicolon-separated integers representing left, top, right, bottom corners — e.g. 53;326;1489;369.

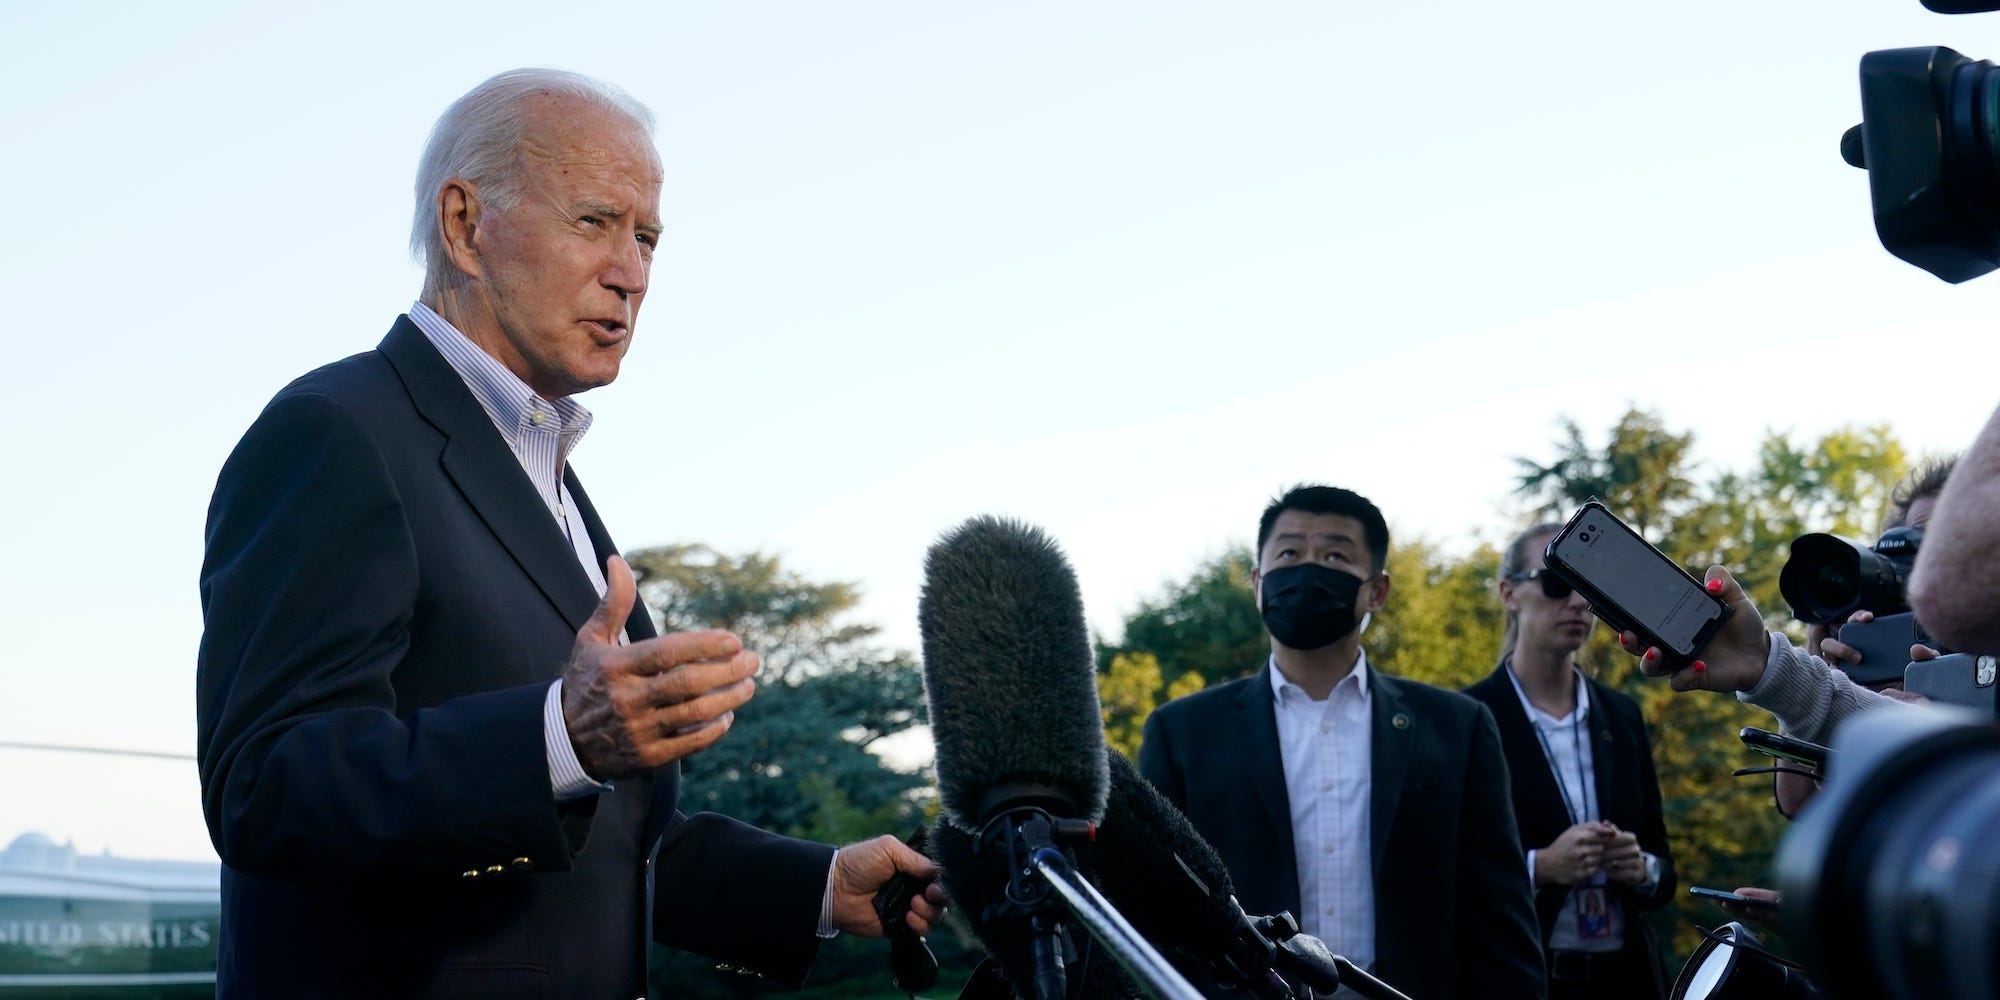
1503;531;1594;655
457;97;663;399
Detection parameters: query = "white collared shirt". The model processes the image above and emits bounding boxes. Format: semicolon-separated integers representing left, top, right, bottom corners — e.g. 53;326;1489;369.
1270;651;1375;972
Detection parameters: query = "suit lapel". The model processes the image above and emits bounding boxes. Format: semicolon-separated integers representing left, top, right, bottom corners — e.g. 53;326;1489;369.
1585;677;1617;823
1235;666;1296;868
1368;668;1411;879
1483;665;1574;829
379;317;603;634
565;465;657;642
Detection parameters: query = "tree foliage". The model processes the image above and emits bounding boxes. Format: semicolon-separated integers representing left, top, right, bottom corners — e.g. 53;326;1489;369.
1098;550;1266;688
1098;651;1205;758
1114;407;1912;975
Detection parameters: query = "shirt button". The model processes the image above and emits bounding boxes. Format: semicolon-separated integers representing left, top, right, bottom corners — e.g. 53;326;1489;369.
531;410;546;425
1321;782;1332;791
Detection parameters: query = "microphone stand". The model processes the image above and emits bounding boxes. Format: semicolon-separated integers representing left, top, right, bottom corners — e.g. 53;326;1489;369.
978;807;1204;1000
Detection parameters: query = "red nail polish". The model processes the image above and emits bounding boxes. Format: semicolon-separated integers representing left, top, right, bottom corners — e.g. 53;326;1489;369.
1693;660;1707;673
1705;579;1722;594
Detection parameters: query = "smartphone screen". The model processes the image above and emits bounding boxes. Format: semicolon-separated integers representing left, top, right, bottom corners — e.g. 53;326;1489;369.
1548;505;1723;658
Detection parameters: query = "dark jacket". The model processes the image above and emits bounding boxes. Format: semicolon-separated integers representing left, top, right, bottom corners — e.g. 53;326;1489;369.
1139;661;1546;1000
1463;663;1677;999
197;317;832;998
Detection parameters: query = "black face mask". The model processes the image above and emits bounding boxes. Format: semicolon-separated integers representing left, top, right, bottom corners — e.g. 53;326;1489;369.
1259;563;1368;651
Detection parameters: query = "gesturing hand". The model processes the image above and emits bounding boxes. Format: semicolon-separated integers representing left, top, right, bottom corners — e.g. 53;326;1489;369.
561;555;760;780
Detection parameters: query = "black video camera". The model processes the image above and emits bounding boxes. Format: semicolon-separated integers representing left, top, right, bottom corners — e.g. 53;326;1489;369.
1845;1;2000;281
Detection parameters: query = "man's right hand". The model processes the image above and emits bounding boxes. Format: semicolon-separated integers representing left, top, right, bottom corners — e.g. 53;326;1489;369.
1535;821;1613;887
561;555;760;780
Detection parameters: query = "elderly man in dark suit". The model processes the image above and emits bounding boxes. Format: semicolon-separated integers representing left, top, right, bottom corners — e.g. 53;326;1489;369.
196;69;942;999
1139;484;1545;1000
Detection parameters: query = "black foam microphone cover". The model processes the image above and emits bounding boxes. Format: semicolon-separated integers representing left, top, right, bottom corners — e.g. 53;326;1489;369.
920;516;1109;830
1089;751;1248;956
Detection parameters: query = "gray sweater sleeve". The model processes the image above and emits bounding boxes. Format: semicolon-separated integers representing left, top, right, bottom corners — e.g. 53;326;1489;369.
1737;631;1901;744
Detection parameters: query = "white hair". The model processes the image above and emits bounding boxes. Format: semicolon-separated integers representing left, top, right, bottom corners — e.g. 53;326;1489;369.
411;68;656;286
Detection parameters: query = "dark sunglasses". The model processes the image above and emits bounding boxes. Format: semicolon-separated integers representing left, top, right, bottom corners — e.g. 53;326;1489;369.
1507;569;1574;599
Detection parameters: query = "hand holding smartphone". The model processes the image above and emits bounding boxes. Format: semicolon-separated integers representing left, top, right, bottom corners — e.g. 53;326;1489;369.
1543;501;1732;674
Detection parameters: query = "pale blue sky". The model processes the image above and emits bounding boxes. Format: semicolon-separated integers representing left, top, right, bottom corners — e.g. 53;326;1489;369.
4;1;1997;859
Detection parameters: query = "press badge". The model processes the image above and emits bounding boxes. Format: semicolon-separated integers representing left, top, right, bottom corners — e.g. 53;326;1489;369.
1575;885;1612;940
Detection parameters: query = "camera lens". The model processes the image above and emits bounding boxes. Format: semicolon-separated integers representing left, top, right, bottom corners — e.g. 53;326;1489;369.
1778;533;1915;624
1778;710;2000;999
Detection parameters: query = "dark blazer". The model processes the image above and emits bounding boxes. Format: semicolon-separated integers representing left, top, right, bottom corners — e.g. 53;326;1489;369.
1139;662;1546;1000
196;317;833;999
1463;664;1677;1000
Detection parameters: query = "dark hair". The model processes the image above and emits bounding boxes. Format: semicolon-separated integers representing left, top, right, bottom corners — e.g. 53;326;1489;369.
1885;454;1958;531
1495;522;1566;663
1256;485;1390;573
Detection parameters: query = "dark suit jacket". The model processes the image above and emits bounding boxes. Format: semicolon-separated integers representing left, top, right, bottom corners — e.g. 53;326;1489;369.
196;317;833;999
1463;664;1677;1000
1139;661;1546;1000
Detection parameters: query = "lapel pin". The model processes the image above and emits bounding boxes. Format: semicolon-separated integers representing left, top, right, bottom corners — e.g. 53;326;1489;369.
1392;713;1411;730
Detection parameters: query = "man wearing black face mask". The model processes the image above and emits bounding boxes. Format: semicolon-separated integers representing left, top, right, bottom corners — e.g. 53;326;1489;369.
1140;485;1545;1000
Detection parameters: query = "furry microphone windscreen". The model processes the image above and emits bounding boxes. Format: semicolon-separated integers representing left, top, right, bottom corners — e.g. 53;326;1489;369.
919;515;1109;830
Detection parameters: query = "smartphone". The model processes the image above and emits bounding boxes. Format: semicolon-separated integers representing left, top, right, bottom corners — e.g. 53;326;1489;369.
1543;500;1731;669
1689;885;1778;910
1903;653;2000;716
1834;612;1923;686
1740;727;1831;771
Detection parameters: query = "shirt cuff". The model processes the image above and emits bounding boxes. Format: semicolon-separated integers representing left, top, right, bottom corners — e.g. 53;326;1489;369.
1525;848;1538;884
1636;852;1661;893
545;680;611;801
818;850;839;939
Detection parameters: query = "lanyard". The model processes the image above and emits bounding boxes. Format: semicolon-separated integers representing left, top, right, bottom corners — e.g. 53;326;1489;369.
1531;709;1594;825
1506;662;1596;825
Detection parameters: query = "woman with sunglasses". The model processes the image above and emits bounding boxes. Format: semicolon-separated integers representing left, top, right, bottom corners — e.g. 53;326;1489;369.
1464;523;1676;1000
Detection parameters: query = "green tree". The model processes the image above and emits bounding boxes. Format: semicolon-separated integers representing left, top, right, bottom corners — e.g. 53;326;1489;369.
1100;549;1267;687
1515;409;1701;539
1364;538;1506;690
625;544;948;998
1098;651;1205;758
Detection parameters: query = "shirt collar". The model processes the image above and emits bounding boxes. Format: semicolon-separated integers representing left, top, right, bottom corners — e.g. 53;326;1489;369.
1502;658;1590;727
408;301;594;453
1268;650;1372;706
